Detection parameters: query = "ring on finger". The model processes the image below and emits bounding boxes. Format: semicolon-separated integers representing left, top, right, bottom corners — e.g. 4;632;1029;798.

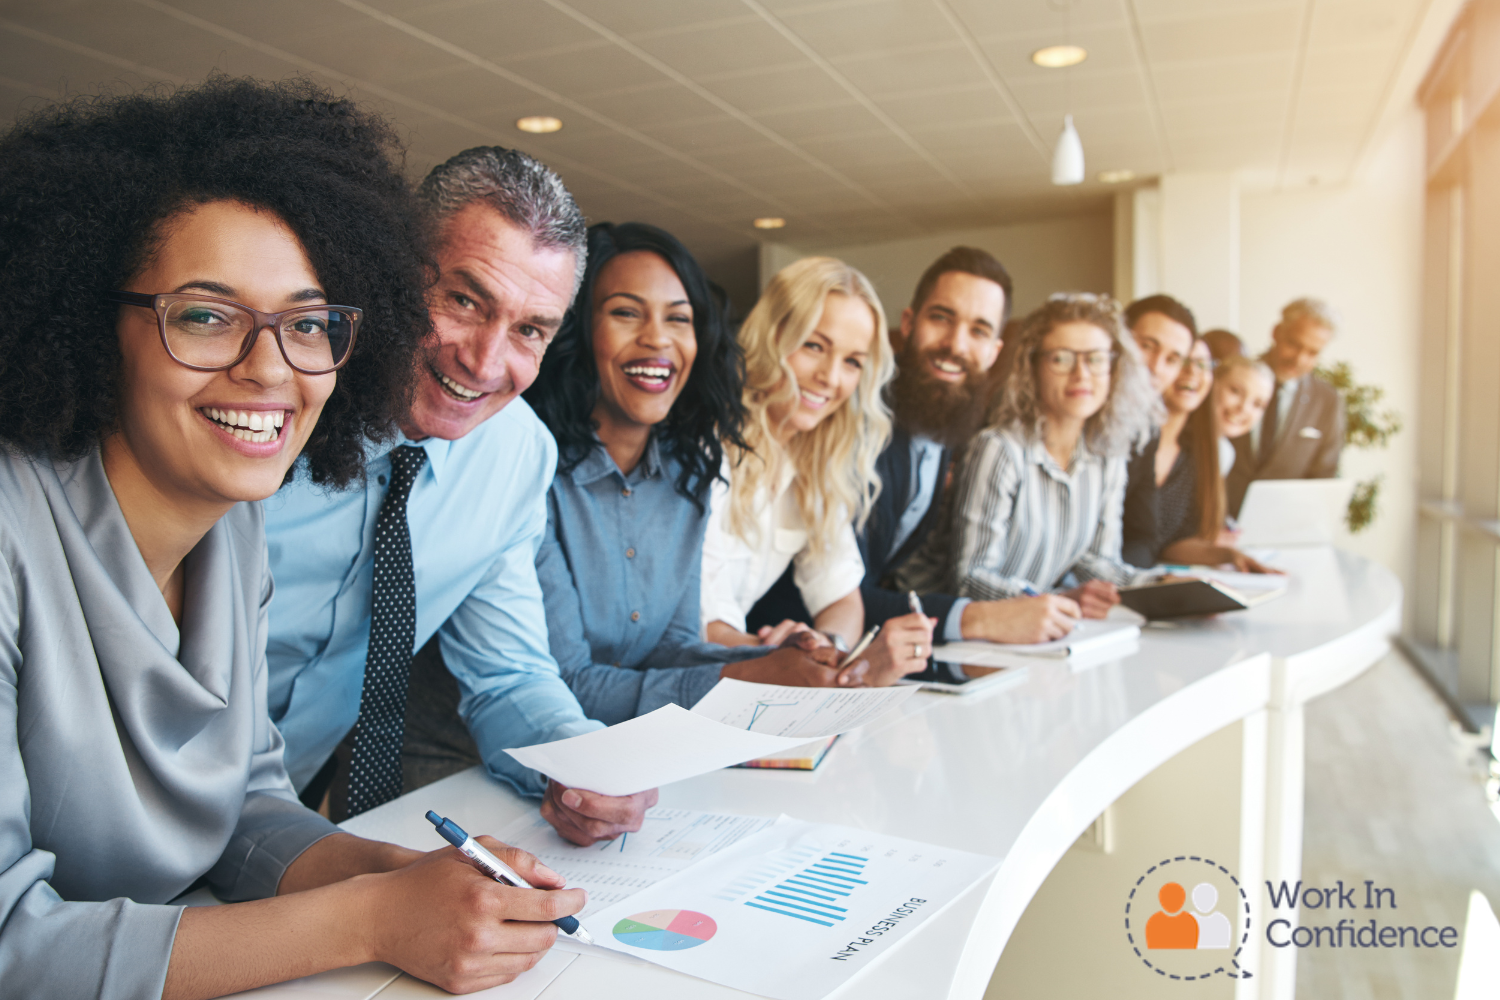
912;643;924;659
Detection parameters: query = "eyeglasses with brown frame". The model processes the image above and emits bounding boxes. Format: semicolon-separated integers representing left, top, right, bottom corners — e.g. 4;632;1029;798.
1033;347;1118;376
108;291;362;375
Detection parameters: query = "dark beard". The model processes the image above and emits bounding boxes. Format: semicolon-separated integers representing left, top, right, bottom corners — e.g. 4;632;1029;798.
888;339;987;449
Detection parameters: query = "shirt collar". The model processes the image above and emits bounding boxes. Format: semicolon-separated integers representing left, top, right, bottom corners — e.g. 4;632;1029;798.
1028;435;1090;482
567;434;665;486
374;431;454;485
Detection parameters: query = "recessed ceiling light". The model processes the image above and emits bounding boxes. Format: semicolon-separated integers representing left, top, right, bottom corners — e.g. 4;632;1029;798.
1098;169;1136;184
753;217;786;230
516;115;562;134
1031;44;1088;68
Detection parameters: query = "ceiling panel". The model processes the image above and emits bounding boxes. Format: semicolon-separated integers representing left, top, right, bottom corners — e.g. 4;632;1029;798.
561;0;752;37
631;19;808;77
0;0;1441;298
1140;5;1303;63
386;0;605;61
696;63;853;115
830;41;989;97
775;0;958;58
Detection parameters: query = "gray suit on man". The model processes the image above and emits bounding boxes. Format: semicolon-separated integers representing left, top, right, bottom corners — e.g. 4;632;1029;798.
1226;373;1345;516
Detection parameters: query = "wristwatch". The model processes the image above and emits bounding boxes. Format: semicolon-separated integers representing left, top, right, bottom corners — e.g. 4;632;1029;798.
820;630;850;654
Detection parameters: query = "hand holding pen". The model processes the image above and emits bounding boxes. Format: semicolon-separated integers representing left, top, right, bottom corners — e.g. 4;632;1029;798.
426;811;594;944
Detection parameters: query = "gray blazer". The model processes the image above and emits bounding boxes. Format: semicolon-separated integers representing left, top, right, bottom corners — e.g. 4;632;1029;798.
0;448;338;998
1226;374;1345;516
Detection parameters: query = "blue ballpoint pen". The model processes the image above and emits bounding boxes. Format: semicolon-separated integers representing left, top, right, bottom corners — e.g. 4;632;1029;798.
426;810;593;944
1019;583;1042;597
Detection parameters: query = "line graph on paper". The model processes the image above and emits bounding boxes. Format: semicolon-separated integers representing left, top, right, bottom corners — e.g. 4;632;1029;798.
746;701;801;731
498;808;775;917
689;681;917;740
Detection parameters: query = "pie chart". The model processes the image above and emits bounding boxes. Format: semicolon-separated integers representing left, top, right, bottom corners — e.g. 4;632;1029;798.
612;908;718;951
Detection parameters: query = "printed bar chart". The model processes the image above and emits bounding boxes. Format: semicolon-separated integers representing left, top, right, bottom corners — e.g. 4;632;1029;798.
747;852;870;926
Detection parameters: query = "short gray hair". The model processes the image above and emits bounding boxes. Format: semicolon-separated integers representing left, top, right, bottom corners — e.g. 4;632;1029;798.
419;146;587;290
1278;297;1339;337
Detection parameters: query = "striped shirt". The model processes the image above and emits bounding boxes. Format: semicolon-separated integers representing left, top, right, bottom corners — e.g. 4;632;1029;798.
898;426;1144;600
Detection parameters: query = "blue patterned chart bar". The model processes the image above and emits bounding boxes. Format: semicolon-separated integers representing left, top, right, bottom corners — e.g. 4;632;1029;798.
745;852;870;926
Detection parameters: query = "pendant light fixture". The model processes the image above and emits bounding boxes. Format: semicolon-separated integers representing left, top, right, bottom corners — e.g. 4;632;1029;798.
1041;1;1085;186
1052;115;1085;185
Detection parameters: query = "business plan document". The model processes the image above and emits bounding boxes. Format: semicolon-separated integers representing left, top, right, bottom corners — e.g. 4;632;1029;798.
579;818;999;1000
496;807;778;918
504;680;916;795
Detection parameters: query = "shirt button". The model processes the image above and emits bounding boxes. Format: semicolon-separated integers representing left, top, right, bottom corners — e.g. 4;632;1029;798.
626;547;635;558
630;611;640;622
622;487;632;497
377;475;387;486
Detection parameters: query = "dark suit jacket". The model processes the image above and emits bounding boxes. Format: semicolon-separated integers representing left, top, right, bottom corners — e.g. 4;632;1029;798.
746;426;962;635
1226;373;1345;516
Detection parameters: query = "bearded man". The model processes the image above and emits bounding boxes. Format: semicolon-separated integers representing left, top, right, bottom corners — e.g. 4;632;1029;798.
748;247;1082;646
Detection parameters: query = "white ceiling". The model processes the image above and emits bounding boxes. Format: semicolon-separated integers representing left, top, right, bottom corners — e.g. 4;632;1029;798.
0;0;1448;297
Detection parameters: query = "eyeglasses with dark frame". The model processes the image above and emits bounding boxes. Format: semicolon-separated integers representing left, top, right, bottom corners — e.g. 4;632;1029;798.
108;291;362;375
1034;347;1117;376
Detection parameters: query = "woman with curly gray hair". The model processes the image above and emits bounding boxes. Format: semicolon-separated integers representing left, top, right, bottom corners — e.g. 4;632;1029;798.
899;293;1158;619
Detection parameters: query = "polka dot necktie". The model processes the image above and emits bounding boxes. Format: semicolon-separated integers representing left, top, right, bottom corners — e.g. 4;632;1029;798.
347;444;427;817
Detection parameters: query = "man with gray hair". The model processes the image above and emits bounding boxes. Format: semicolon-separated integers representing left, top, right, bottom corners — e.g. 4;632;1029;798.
263;147;656;845
1226;297;1346;515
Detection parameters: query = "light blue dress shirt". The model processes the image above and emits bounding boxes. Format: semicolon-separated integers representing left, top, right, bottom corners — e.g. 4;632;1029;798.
539;438;765;727
263;400;601;797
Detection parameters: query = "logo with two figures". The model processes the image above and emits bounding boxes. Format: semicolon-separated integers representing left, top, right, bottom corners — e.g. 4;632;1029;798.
1125;856;1252;980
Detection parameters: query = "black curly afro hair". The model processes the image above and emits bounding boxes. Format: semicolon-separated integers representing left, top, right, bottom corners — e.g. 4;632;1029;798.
0;75;433;487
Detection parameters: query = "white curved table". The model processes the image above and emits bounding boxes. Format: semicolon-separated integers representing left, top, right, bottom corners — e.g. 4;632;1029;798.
343;547;1401;1000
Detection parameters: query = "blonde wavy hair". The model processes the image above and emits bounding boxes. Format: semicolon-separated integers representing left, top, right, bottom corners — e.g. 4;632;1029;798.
727;257;894;554
989;292;1161;458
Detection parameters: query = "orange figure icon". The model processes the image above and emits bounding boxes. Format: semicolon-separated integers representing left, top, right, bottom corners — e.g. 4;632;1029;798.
1146;882;1199;949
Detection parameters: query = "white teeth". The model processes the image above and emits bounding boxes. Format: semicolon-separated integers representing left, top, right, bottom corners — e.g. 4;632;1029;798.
934;360;963;373
623;364;671;379
203;407;286;442
436;369;484;400
801;391;828;406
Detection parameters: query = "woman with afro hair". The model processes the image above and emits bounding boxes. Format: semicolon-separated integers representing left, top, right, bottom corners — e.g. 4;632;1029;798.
0;78;580;998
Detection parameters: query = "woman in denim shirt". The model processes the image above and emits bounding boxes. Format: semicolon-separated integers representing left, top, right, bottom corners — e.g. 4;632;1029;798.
524;223;855;727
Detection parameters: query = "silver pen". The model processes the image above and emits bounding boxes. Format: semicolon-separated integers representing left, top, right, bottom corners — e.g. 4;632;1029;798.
427;810;594;944
838;623;881;668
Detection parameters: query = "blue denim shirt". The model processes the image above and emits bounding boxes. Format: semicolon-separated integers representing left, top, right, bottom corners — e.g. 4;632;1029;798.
539;437;765;727
263;400;600;797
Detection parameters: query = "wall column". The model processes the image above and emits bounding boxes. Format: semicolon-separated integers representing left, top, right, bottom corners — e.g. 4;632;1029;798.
1156;172;1241;331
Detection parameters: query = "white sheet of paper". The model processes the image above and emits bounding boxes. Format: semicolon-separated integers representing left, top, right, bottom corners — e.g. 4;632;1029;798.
689;678;917;737
581;818;999;1000
496;807;777;918
376;950;574;999
505;682;916;795
933;617;1139;662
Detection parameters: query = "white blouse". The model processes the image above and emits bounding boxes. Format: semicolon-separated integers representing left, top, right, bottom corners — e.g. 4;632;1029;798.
700;462;864;636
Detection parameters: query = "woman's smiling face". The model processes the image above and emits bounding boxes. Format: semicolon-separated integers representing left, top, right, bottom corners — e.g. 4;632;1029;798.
109;199;337;506
1035;321;1114;425
590;250;697;434
1164;339;1213;415
1215;364;1274;439
767;291;875;440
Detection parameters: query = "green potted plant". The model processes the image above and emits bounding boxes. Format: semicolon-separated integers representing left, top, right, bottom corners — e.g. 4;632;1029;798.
1314;361;1402;533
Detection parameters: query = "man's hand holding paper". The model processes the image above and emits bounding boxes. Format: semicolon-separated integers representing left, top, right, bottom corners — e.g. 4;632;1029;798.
506;679;917;797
